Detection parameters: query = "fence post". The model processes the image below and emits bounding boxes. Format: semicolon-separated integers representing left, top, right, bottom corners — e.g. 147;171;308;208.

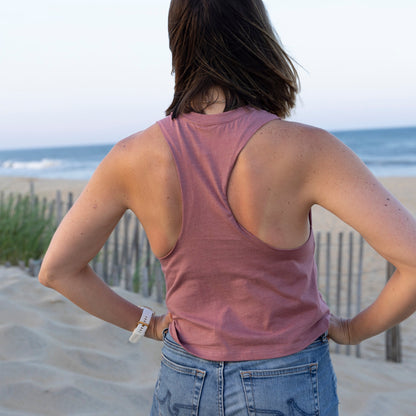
315;232;321;286
154;261;165;304
355;235;364;358
102;239;109;283
29;180;35;207
139;238;150;298
47;199;55;223
55;190;63;227
325;232;331;306
335;233;343;354
131;219;140;292
385;262;402;363
110;223;120;286
345;233;354;355
67;192;74;211
121;211;132;291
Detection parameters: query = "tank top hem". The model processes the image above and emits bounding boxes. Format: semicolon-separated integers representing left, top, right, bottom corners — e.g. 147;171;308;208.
168;316;330;362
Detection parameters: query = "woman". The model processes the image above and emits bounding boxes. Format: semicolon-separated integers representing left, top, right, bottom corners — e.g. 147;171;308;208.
39;0;416;415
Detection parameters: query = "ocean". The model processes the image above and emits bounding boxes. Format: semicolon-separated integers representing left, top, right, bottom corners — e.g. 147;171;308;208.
0;126;415;180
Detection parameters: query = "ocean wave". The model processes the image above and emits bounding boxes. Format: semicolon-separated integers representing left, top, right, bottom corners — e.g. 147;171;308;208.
1;158;62;170
363;155;416;166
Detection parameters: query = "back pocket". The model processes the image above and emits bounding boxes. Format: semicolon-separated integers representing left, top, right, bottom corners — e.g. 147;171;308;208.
241;363;319;416
154;354;206;416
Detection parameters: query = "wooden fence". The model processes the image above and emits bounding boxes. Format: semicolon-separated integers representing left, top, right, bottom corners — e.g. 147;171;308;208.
315;231;364;358
11;189;402;362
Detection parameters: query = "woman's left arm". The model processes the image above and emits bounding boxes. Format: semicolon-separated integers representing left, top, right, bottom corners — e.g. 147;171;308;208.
304;127;416;345
39;138;171;340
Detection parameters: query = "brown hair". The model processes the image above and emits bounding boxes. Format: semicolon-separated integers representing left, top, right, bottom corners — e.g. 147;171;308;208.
166;0;299;118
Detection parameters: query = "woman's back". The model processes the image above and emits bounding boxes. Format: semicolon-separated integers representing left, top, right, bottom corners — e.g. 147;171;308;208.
128;105;328;360
122;107;316;260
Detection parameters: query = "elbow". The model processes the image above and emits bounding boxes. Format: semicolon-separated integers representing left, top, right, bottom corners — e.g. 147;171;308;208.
39;259;86;288
38;262;58;288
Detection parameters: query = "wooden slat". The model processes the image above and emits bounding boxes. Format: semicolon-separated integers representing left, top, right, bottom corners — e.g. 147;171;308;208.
385;262;402;363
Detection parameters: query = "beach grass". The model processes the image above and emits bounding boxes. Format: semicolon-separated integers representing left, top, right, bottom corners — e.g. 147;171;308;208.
0;193;55;265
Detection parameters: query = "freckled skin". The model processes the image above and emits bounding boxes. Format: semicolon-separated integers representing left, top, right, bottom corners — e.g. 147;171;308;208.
39;116;416;345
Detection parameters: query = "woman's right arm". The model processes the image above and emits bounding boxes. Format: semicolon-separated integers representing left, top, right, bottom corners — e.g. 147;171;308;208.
304;126;416;345
39;134;172;341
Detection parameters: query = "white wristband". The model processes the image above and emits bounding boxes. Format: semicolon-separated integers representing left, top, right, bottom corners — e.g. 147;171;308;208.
129;307;153;343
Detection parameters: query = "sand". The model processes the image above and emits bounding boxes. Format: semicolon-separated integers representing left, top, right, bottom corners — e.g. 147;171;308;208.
0;266;415;416
1;175;416;415
0;177;87;202
0;266;163;416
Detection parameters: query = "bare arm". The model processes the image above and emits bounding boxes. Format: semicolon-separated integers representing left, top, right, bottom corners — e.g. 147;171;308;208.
39;137;171;341
306;128;416;344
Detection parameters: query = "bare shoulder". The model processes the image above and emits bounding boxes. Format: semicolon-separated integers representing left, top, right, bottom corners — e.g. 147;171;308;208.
112;123;167;160
250;118;346;174
257;119;338;151
106;123;172;178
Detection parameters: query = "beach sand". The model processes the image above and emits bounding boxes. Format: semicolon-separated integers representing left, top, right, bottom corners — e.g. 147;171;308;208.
1;266;415;416
1;175;416;415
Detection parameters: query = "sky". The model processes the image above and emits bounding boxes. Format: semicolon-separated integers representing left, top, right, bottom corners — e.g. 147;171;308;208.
1;0;415;150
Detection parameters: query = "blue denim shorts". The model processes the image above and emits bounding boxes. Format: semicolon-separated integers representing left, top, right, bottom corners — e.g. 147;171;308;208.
151;330;339;416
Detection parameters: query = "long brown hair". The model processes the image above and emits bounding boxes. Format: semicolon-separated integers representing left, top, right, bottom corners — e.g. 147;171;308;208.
166;0;299;118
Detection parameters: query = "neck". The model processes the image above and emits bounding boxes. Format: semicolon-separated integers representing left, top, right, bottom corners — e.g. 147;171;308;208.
203;101;226;114
201;88;226;114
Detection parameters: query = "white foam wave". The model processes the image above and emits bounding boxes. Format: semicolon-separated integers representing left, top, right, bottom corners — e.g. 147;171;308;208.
1;158;62;170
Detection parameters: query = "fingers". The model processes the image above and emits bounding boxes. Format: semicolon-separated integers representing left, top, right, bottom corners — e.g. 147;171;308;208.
159;313;173;340
328;313;354;345
147;313;173;341
164;312;173;326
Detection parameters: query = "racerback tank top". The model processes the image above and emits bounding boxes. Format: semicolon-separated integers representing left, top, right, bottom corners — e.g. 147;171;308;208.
157;106;329;361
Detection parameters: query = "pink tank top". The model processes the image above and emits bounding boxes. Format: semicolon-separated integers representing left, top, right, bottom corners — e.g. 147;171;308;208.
157;106;329;361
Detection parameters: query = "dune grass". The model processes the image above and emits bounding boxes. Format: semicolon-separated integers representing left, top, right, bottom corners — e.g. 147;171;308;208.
0;193;55;265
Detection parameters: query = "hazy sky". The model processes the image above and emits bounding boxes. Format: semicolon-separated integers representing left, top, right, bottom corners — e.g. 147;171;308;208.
1;0;415;150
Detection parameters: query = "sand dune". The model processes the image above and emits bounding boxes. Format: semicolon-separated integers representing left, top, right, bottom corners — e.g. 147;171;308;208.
1;266;415;416
0;266;163;416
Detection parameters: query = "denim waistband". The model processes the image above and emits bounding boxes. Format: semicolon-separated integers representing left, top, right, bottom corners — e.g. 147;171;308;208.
162;329;328;363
